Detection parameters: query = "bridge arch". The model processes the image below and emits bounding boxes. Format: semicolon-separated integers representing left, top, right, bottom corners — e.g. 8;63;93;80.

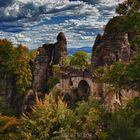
77;80;90;99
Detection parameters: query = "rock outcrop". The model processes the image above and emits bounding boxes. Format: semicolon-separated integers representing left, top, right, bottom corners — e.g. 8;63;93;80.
91;33;131;69
33;32;67;93
53;32;67;65
25;32;137;113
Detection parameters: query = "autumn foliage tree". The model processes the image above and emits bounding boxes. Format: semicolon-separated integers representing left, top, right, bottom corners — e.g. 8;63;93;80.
0;40;32;115
69;50;89;70
15;45;32;95
9;95;107;140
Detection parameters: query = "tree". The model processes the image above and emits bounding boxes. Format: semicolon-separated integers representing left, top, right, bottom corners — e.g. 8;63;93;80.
116;0;140;15
0;41;33;115
0;39;16;76
0;41;32;95
99;62;128;101
0;116;19;139
4;95;107;140
16;95;77;140
116;2;128;15
14;45;32;95
131;35;140;54
69;50;89;70
108;97;140;140
97;54;140;95
75;97;108;140
126;55;140;91
47;77;59;92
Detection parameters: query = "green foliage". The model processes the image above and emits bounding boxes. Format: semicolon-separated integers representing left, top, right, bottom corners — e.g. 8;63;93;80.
0;116;19;140
75;97;108;140
97;54;140;92
108;97;140;140
0;39;33;115
63;56;69;67
0;40;32;95
6;96;107;140
116;1;128;15
52;65;60;78
131;35;140;53
0;39;16;75
15;45;32;94
98;62;128;91
1;95;140;140
29;49;37;61
17;95;77;140
106;0;140;33
70;50;89;70
126;55;140;90
47;77;59;92
105;13;140;33
116;0;140;15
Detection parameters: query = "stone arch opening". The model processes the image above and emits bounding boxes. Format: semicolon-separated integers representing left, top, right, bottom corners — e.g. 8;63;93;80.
77;80;90;100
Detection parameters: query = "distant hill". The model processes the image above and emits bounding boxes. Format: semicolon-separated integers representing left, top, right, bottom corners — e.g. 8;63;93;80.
68;46;92;55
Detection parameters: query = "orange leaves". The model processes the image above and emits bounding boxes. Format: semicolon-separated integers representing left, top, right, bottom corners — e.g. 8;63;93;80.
0;116;19;134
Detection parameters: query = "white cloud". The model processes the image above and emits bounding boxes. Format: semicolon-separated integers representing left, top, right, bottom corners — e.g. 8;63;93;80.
0;0;124;48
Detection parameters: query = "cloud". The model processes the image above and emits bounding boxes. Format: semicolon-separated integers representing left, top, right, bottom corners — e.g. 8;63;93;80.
0;0;124;48
0;0;14;8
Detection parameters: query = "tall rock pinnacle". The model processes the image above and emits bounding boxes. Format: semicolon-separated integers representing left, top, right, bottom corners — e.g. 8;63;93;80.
32;32;67;93
53;32;67;65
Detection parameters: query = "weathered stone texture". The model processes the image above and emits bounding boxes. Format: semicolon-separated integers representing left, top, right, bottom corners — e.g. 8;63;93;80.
91;33;131;68
32;32;67;93
53;32;67;65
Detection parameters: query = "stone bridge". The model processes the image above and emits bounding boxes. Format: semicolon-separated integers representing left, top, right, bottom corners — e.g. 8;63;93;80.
57;67;103;97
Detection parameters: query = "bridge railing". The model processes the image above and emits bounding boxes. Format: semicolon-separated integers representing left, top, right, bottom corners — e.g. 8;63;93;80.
60;66;96;80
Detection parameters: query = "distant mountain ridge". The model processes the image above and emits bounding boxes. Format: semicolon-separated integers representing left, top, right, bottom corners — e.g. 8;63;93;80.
68;46;92;55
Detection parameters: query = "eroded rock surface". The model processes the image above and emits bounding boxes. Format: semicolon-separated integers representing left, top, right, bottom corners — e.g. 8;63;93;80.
33;32;67;93
91;33;131;69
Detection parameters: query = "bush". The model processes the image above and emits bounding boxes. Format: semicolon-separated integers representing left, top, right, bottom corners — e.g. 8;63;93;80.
105;14;140;33
0;116;19;140
15;96;108;140
47;77;60;92
131;35;140;53
69;50;89;70
108;97;140;140
17;95;77;140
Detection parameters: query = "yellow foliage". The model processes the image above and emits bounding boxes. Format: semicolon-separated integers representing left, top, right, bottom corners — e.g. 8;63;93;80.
0;116;19;134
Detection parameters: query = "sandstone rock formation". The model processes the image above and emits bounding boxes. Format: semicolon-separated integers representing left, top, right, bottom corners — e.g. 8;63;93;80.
53;32;67;65
91;33;131;69
33;32;67;93
26;32;137;113
0;75;23;115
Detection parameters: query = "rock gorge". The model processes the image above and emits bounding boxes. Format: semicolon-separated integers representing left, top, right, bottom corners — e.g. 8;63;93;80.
1;23;139;113
23;30;139;112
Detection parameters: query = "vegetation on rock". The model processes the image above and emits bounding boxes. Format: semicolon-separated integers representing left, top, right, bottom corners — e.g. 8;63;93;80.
0;1;140;139
69;50;89;70
0;39;32;115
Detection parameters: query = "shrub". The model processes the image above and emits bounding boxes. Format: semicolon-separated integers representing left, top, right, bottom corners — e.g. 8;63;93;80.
69;50;89;70
0;116;19;140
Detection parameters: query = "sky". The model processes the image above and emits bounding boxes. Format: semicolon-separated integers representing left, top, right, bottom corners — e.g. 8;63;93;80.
0;0;123;49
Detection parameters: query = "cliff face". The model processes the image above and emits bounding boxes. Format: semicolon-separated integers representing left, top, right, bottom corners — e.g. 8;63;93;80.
91;33;131;69
24;31;137;113
32;32;67;93
53;32;67;65
89;32;140;110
